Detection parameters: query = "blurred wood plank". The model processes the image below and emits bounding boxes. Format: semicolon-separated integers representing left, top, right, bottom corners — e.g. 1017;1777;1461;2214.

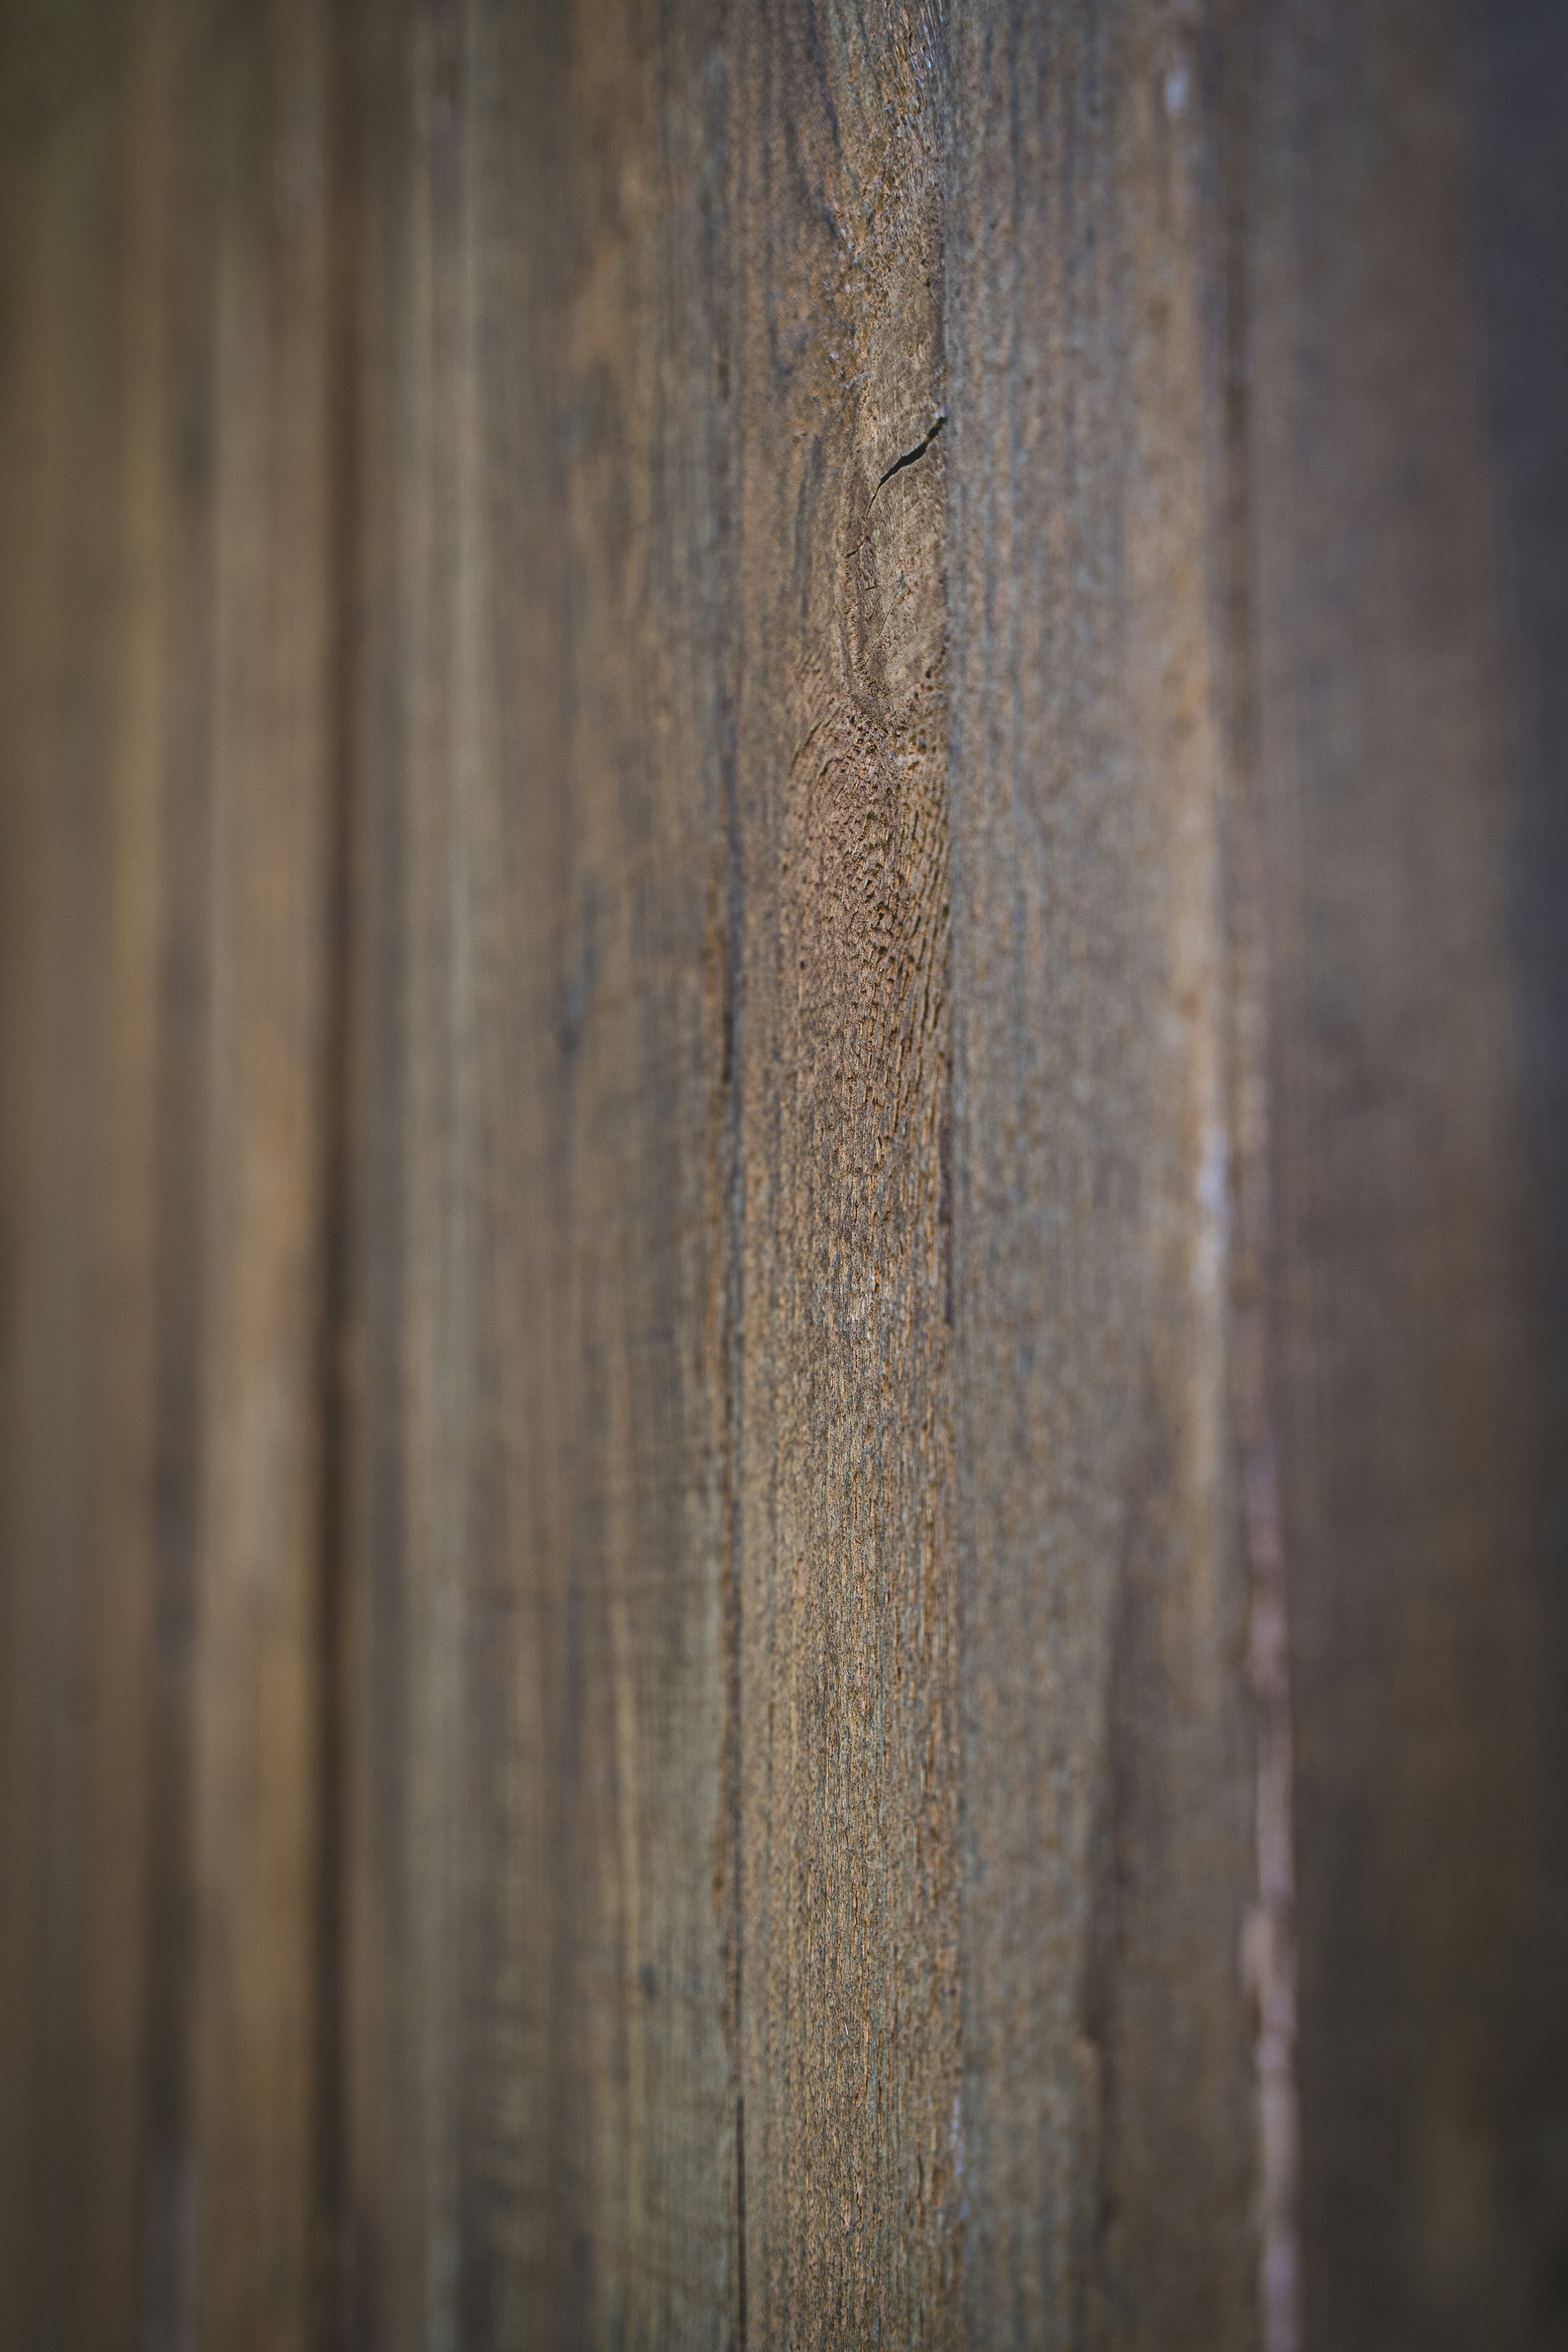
1247;3;1568;2342
189;1;337;2340
340;1;739;2339
0;21;165;2347
0;4;338;2345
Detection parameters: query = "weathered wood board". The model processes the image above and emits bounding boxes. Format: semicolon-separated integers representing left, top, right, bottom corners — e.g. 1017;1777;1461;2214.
0;3;1563;2348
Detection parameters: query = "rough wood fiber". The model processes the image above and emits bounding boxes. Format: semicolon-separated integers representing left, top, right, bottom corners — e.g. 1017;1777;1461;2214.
726;5;960;2345
728;3;962;2340
1247;4;1568;2343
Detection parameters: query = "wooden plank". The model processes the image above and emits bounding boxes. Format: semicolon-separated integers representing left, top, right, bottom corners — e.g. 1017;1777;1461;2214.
555;0;738;2330
342;0;738;2339
0;22;165;2347
343;7;968;2343
726;4;962;2341
0;6;338;2345
1247;3;1568;2342
189;1;336;2340
944;3;1261;2342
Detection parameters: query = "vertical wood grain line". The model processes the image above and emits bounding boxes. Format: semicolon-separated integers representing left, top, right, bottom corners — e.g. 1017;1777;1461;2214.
313;0;365;2335
140;15;218;2330
1209;8;1301;2343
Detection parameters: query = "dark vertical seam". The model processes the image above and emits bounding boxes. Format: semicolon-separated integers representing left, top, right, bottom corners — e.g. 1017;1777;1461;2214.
1002;3;1034;2342
717;0;748;2336
138;19;218;2339
726;722;749;2352
312;0;363;2344
724;270;750;2352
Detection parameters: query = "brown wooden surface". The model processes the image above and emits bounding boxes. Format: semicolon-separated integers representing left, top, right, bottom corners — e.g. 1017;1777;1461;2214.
1;7;336;2345
944;5;1259;2343
1;4;1564;2349
1247;4;1568;2342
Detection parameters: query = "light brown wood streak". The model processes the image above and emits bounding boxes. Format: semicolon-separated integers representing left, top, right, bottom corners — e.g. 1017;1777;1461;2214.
193;3;335;2341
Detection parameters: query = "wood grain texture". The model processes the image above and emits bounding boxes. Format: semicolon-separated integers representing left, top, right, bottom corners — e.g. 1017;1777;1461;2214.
728;7;960;2345
3;2;1566;2348
342;1;962;2340
341;0;737;2340
944;4;1258;2343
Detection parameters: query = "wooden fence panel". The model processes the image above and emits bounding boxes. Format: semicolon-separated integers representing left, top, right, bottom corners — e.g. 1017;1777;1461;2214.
1;4;1564;2349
